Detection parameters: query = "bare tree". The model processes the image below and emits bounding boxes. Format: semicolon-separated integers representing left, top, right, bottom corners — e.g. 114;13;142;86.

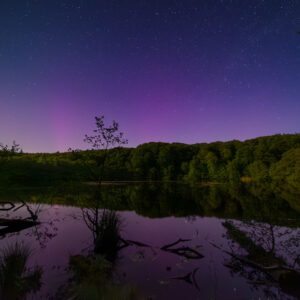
84;116;128;184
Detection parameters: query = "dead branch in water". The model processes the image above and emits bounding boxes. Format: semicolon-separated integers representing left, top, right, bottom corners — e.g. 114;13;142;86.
173;267;201;292
161;238;204;259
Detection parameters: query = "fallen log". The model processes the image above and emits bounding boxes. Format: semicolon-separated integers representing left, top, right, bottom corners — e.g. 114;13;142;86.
0;218;40;236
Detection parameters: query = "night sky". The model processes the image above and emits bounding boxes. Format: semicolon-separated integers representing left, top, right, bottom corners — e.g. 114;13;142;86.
0;1;299;152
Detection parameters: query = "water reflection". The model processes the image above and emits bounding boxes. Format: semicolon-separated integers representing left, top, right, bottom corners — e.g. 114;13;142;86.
221;220;300;299
64;187;145;299
0;200;40;238
82;187;123;262
0;194;58;249
2;182;299;222
82;182;300;222
0;182;299;299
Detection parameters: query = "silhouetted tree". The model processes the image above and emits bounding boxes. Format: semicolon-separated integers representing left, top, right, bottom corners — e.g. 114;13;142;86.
84;116;128;183
0;141;22;155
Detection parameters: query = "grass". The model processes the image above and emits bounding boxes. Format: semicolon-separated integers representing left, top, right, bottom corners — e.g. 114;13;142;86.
0;242;42;299
93;209;122;262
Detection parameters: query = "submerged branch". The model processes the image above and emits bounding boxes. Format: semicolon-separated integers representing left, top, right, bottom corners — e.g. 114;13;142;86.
173;267;201;292
161;238;204;259
161;238;191;250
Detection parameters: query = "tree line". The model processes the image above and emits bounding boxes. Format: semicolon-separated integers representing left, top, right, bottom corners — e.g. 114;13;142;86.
0;133;299;187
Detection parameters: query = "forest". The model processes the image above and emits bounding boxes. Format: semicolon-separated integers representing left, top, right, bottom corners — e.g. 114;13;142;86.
0;133;299;190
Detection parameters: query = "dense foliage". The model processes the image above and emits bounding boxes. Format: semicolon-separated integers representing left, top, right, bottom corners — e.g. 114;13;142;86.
0;134;299;187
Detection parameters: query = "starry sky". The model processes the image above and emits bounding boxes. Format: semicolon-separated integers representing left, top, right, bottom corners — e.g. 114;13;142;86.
0;0;299;152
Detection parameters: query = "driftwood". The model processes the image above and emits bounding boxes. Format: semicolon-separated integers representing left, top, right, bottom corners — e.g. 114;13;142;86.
161;238;191;249
119;238;151;250
0;218;40;236
161;238;204;259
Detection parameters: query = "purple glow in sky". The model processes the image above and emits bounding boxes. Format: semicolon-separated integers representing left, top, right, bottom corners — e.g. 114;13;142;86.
0;0;299;152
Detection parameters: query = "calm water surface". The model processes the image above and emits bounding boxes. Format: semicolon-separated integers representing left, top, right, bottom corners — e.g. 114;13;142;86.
0;183;299;299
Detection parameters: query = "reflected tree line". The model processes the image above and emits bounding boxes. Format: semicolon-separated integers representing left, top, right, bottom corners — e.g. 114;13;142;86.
1;182;300;299
3;180;299;221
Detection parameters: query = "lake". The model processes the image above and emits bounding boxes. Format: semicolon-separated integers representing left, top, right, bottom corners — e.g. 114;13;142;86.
0;182;299;299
